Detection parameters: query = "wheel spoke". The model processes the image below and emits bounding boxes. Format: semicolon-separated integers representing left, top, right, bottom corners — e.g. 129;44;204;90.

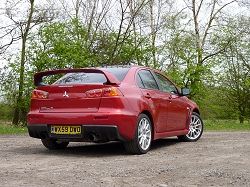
138;133;143;139
142;139;146;149
139;137;143;145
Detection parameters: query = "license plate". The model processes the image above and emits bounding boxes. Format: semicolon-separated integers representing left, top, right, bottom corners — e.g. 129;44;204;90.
51;126;82;134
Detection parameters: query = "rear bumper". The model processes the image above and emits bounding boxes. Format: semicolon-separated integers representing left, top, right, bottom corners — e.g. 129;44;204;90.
27;110;137;140
28;124;127;142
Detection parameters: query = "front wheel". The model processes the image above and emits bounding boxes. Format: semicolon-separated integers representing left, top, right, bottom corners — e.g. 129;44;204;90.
124;114;152;154
41;139;69;150
178;112;203;142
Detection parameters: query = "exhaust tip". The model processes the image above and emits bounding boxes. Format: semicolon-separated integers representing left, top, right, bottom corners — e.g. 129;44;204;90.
88;133;99;142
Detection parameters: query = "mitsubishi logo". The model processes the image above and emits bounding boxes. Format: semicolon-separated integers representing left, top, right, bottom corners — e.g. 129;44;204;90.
63;91;69;97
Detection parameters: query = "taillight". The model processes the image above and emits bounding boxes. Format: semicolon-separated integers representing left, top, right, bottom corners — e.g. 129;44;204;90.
31;90;49;99
85;89;103;98
85;87;123;98
103;87;122;97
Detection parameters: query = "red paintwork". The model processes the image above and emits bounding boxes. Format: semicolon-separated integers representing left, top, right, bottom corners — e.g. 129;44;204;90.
27;66;200;141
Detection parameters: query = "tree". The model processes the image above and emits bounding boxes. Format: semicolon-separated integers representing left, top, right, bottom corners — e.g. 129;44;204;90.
27;18;149;69
219;16;250;122
1;0;57;125
27;20;95;71
178;0;238;98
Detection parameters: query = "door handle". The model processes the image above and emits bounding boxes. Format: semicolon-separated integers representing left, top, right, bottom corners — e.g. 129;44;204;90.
145;93;151;99
166;96;172;102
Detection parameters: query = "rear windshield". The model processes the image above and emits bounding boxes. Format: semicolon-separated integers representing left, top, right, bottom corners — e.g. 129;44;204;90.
54;67;130;84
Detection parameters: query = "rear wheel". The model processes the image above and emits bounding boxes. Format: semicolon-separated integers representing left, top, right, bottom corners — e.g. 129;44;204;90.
41;139;69;150
178;112;203;142
124;114;152;154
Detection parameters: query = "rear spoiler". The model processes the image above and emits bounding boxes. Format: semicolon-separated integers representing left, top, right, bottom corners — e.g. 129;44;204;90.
34;68;121;86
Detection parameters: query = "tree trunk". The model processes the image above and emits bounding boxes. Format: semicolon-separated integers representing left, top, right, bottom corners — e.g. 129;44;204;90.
12;0;35;126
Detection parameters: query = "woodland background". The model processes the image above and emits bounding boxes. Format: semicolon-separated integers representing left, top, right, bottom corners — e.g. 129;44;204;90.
0;0;249;126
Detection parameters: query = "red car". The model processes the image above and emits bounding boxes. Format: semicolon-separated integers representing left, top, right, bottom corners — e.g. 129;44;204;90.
27;65;203;154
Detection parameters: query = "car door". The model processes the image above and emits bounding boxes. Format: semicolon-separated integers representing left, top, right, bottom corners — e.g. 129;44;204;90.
136;69;169;133
154;72;189;131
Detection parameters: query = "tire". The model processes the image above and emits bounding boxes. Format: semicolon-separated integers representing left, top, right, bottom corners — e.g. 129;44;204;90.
124;114;152;154
178;112;203;142
41;139;69;150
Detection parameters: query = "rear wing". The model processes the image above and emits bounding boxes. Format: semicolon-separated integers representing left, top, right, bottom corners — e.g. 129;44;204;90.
34;68;121;86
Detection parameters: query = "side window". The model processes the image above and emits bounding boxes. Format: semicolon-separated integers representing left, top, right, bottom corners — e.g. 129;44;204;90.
137;70;159;90
155;73;178;94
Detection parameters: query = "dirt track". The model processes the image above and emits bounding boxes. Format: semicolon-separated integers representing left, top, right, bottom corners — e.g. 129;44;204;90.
1;131;250;187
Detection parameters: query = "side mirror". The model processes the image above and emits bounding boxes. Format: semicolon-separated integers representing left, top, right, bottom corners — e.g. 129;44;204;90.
181;87;190;96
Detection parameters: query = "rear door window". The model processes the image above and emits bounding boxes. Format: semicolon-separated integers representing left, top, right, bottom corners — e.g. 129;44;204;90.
137;70;159;90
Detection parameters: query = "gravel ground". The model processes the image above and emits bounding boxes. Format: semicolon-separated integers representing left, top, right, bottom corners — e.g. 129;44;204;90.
1;131;250;187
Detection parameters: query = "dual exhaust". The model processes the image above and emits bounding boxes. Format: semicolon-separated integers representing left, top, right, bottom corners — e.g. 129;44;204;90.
41;132;100;142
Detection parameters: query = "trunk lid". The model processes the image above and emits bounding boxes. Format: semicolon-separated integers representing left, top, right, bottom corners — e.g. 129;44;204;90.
37;84;104;113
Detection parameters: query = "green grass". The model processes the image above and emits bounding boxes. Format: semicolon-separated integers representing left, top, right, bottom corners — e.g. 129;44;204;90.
204;119;250;131
0;121;28;135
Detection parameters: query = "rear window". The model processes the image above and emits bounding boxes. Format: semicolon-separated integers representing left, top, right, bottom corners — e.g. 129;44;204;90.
54;67;130;85
54;73;107;84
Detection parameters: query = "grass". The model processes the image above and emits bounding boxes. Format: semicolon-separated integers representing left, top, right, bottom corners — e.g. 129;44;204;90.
0;120;28;135
0;119;250;135
204;119;250;131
